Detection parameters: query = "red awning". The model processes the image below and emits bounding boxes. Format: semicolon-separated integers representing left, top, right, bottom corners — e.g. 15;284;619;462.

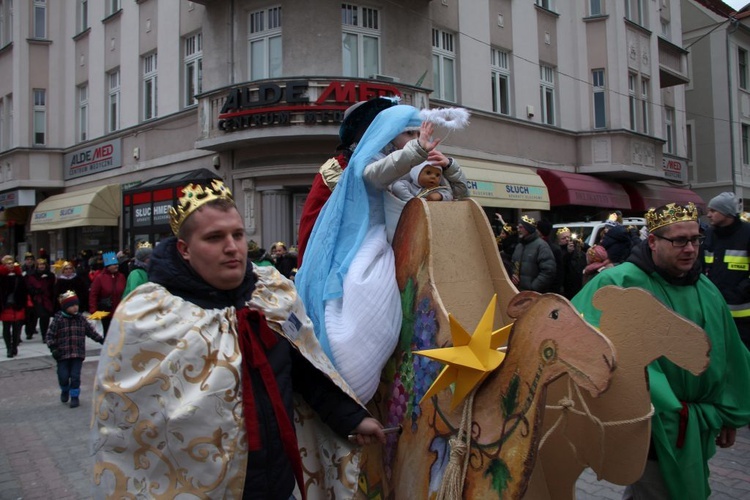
622;182;706;212
537;169;632;209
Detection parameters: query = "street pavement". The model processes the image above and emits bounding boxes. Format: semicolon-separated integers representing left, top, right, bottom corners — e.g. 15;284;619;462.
2;334;750;499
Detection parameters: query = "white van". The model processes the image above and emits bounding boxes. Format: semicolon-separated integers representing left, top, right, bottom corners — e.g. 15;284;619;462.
552;217;646;247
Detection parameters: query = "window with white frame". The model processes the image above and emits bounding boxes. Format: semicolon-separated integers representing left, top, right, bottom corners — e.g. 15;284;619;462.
625;0;644;26
664;107;675;154
743;124;750;165
33;0;45;38
248;6;282;80
108;69;120;132
641;77;649;134
78;0;88;33
342;4;379;79
491;48;511;115
590;0;602;16
33;89;45;145
661;19;670;41
628;73;637;131
107;0;120;16
592;69;606;129
143;53;157;121
0;0;13;47
78;83;88;142
540;64;556;125
184;33;202;107
535;0;553;10
432;28;456;102
739;48;748;90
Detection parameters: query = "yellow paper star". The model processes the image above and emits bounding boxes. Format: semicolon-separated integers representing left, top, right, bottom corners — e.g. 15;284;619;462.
415;295;512;409
88;311;111;320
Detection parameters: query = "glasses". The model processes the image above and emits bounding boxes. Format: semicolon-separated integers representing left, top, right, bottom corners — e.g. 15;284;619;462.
654;234;705;248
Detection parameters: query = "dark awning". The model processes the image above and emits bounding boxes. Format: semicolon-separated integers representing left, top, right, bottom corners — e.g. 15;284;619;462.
622;182;706;212
537;169;632;209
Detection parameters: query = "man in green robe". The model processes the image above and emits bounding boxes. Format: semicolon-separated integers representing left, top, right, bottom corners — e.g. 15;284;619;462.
572;202;750;499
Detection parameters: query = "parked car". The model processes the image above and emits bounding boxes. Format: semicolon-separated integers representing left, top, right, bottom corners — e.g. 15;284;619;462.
552;217;647;248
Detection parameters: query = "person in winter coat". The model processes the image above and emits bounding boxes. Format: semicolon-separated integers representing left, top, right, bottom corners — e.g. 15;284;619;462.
92;179;385;498
122;243;152;297
54;261;89;312
24;258;56;342
0;255;27;358
703;192;750;350
510;215;557;292
89;252;126;338
601;224;633;265
582;244;612;285
46;291;103;408
556;227;586;299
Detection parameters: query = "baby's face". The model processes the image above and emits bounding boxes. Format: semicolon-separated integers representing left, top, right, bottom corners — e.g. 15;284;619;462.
418;165;443;189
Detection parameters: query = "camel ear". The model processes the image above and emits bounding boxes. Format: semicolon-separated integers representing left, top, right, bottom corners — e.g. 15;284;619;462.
507;291;541;319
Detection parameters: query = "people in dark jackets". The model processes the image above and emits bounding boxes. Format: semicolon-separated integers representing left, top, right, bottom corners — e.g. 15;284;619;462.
703;192;750;349
0;255;27;358
88;252;126;338
510;215;556;292
25;258;56;342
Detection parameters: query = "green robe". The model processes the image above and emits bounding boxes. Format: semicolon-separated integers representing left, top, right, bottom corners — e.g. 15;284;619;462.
122;267;148;297
572;262;750;499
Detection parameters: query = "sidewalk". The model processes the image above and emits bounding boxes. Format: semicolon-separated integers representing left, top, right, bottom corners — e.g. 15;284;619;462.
1;337;750;498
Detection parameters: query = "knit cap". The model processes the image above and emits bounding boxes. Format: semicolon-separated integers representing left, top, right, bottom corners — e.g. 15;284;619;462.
708;192;739;217
59;290;79;310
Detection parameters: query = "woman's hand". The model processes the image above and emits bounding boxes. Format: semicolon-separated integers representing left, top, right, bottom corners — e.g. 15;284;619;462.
418;121;441;152
427;150;450;168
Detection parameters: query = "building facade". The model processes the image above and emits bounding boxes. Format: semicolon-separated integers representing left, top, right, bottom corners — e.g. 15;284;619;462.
0;0;696;261
682;0;750;208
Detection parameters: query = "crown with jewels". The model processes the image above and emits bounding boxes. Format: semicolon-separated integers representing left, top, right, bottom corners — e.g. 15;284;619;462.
521;215;537;227
556;227;571;236
169;179;234;236
645;202;699;232
136;241;152;249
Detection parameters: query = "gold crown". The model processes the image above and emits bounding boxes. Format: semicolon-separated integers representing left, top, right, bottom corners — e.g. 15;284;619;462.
502;223;514;235
137;241;152;249
645;202;699;232
272;242;287;249
169;180;234;236
58;290;77;303
521;215;537;227
556;227;571;236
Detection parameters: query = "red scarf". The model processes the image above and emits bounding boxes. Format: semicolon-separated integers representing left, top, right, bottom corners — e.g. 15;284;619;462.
236;308;306;499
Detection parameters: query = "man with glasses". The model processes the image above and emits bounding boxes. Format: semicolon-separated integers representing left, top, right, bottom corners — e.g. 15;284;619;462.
572;202;750;499
703;192;750;350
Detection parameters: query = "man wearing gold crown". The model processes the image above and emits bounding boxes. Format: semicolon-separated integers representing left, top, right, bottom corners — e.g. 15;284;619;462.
121;241;152;296
91;179;385;499
572;202;750;499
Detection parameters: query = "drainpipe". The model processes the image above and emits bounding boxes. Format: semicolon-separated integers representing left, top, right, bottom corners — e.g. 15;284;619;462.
230;0;236;84
728;17;739;198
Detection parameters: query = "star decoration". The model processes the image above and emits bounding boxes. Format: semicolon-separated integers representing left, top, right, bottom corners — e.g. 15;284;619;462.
88;311;111;321
416;295;512;409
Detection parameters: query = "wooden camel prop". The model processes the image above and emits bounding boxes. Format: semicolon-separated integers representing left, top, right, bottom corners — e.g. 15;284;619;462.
354;199;615;499
527;285;710;500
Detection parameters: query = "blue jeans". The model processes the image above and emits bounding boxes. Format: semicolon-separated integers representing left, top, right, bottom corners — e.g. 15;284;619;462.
57;358;83;396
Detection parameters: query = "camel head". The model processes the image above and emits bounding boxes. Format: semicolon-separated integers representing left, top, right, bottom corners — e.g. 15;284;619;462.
507;292;616;397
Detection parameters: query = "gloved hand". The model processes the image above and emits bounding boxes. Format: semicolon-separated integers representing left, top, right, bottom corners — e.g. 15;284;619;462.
50;348;61;361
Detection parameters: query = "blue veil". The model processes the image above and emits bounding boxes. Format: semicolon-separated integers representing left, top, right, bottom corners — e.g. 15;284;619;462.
296;104;422;359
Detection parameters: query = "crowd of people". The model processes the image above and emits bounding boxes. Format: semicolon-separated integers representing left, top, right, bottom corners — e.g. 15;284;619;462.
0;244;153;359
4;96;749;499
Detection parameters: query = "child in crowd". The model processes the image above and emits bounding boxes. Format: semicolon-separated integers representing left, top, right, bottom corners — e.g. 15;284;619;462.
389;159;468;202
46;291;104;408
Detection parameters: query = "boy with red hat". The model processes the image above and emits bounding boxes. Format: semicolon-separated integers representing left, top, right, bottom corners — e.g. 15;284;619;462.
46;291;104;408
